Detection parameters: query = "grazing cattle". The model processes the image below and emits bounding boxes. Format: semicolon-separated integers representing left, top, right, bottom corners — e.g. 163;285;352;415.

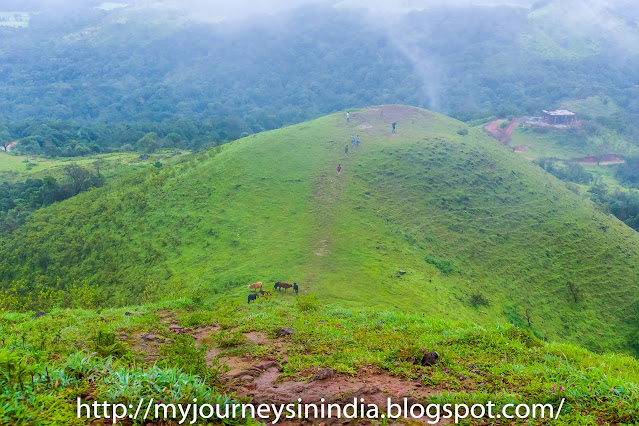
293;282;299;294
248;293;259;304
275;281;293;291
259;289;271;297
248;281;263;292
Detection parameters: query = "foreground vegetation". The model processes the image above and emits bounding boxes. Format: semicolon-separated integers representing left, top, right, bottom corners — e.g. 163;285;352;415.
1;295;637;424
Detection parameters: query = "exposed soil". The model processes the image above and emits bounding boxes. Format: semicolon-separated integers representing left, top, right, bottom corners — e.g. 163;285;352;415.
351;105;431;137
512;145;529;153
224;362;446;425
571;154;625;165
353;105;430;122
125;332;165;363
314;174;327;199
129;311;450;425
483;119;505;140
314;239;330;256
193;324;221;340
483;118;519;144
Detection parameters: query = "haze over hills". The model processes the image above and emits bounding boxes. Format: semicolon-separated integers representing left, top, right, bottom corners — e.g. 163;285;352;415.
1;0;639;131
3;2;639;423
2;106;638;355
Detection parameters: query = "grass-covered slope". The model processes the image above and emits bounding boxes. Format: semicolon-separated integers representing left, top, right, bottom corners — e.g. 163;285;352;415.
1;106;639;354
0;150;190;183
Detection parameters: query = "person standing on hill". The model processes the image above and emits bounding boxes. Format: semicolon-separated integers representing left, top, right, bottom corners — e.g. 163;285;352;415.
392;122;396;133
351;135;355;146
356;135;360;146
337;164;341;176
345;145;349;156
346;112;350;122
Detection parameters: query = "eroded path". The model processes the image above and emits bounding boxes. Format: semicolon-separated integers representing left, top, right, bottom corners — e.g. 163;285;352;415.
483;118;519;145
138;312;449;425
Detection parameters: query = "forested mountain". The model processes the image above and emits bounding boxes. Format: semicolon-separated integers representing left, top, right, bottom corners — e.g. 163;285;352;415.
2;0;639;157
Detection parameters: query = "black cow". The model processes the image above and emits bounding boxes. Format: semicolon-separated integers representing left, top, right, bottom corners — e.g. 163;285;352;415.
248;293;258;304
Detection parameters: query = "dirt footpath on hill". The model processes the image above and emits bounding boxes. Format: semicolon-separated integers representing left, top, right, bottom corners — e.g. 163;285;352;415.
351;106;431;137
483;118;519;145
128;312;451;425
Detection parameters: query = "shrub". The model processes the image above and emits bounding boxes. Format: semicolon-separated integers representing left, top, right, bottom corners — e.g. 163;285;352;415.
182;311;214;328
470;293;490;307
93;329;127;357
215;329;247;348
425;255;454;275
296;294;320;312
159;334;217;381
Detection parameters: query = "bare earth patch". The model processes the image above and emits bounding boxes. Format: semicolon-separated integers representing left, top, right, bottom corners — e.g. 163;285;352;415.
151;314;445;424
314;239;330;256
483;118;519;144
352;106;431;138
225;362;446;425
572;154;625;165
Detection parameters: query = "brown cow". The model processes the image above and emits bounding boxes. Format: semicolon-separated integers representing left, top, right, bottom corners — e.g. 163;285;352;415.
248;282;263;292
274;281;293;291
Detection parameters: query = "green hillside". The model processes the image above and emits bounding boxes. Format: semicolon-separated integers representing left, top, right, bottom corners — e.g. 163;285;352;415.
0;151;189;183
2;106;639;354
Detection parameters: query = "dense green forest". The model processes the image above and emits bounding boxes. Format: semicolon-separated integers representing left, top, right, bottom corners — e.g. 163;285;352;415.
0;164;104;232
1;118;232;156
2;1;639;157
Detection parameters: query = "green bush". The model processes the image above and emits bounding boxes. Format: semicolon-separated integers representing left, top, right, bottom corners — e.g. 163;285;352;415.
425;255;454;275
215;329;247;348
296;294;320;312
159;334;217;381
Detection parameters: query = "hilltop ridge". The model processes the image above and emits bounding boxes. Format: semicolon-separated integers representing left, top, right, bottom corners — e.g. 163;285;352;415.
1;105;639;354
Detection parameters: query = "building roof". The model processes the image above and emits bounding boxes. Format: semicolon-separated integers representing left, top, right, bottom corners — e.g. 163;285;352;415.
542;109;576;116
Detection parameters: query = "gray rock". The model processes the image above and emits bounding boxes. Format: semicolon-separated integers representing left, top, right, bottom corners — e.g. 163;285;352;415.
311;368;335;381
275;327;296;337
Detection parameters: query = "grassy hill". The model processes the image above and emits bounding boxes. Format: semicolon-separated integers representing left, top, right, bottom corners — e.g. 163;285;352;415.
0;150;190;183
2;106;639;355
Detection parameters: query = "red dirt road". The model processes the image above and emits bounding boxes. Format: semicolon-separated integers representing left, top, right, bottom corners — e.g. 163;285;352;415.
483;118;519;145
